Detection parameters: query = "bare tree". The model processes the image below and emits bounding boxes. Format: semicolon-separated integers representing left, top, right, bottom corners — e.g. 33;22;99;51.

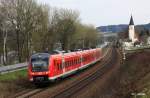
0;0;13;65
55;9;79;51
0;0;99;65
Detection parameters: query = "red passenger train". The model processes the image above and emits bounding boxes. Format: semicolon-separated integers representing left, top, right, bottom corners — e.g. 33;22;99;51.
28;48;102;83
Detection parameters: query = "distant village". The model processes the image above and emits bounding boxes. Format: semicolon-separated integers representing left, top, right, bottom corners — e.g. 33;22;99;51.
97;15;150;49
122;16;150;50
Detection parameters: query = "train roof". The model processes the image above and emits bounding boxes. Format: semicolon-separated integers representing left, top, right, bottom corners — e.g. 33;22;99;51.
31;48;101;58
31;53;50;59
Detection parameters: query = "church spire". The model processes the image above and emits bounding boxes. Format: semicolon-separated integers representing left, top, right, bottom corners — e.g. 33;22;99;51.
129;15;134;25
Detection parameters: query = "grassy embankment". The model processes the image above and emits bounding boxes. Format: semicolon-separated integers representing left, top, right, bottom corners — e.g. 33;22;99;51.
0;69;27;81
0;69;32;98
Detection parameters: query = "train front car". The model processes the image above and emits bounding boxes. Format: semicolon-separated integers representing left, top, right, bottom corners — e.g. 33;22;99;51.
28;53;50;84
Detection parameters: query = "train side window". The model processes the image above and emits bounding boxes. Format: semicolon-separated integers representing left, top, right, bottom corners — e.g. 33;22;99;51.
55;60;60;70
78;58;81;63
76;59;77;64
83;56;85;62
60;62;63;70
55;60;58;70
66;61;68;67
56;62;59;70
60;62;61;69
71;60;73;66
57;62;58;70
68;60;70;66
59;62;61;70
66;61;67;67
71;60;72;66
68;60;71;66
69;61;70;66
75;59;77;64
73;59;76;65
68;61;70;66
57;63;59;70
67;61;69;67
55;60;59;70
54;60;56;66
74;59;76;65
65;61;67;67
70;60;72;66
72;59;73;65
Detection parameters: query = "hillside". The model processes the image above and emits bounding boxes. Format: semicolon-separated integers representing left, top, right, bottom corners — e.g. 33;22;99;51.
96;23;150;33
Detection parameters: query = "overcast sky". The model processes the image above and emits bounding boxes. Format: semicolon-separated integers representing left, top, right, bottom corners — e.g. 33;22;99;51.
38;0;150;27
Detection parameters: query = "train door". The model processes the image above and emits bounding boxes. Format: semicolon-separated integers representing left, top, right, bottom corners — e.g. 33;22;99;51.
61;53;66;74
57;59;63;75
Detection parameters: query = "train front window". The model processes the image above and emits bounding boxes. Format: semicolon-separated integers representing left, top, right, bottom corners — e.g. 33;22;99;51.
31;55;49;72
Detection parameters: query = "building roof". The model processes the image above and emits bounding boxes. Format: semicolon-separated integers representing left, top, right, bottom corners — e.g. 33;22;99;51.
129;15;134;25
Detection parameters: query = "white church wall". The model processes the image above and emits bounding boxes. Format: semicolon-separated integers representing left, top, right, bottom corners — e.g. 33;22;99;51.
129;25;134;41
147;37;150;45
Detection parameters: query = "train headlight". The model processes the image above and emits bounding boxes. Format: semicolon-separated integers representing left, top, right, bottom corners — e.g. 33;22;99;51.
32;72;35;75
29;78;33;81
45;72;49;74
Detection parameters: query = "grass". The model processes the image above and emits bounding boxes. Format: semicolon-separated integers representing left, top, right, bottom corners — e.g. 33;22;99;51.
0;69;33;98
0;69;27;81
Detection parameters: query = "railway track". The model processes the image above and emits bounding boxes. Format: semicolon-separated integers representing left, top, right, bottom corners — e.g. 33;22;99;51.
49;48;116;98
14;89;44;98
0;62;27;74
13;47;116;98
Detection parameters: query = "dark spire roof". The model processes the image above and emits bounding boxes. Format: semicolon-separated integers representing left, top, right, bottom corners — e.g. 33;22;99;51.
129;15;134;25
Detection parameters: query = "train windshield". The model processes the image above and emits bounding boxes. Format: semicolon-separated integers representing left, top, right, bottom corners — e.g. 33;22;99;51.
31;53;49;72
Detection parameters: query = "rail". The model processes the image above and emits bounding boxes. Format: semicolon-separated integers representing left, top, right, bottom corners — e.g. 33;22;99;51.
0;62;27;74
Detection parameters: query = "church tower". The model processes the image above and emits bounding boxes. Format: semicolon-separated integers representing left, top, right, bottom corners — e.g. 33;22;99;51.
128;15;138;43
